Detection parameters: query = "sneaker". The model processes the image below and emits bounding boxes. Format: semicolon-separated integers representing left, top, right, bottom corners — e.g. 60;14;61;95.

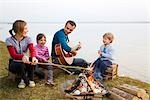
46;80;55;86
18;79;26;89
29;81;35;87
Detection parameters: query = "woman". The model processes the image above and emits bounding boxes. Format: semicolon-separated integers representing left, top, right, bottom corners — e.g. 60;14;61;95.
5;20;38;89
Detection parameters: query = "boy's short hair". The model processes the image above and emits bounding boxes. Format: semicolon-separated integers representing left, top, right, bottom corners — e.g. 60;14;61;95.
103;32;114;43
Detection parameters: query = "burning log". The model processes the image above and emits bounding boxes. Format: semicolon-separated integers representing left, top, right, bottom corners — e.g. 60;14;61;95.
85;74;106;94
63;72;110;99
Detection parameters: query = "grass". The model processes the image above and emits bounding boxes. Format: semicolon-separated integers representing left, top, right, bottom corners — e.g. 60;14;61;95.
0;41;10;77
0;40;150;100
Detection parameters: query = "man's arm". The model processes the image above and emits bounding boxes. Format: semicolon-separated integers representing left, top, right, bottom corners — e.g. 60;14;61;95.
57;32;71;52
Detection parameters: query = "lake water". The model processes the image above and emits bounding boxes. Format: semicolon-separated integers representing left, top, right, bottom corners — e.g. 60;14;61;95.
0;22;150;83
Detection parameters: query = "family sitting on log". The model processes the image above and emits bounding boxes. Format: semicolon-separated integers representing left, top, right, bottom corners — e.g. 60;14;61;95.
5;19;116;89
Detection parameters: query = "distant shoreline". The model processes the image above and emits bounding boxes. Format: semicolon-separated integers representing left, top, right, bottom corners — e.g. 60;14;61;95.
1;21;150;24
0;40;4;42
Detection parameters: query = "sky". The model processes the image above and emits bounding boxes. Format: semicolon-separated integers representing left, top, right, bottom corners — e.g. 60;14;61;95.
0;0;150;23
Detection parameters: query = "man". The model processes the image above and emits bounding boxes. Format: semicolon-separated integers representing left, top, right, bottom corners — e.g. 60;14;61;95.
51;20;89;73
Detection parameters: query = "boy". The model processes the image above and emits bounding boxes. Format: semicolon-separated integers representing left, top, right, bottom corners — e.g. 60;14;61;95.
93;32;114;81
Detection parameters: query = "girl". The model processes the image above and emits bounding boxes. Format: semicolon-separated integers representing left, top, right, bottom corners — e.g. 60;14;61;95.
35;33;55;86
6;20;38;88
93;32;114;81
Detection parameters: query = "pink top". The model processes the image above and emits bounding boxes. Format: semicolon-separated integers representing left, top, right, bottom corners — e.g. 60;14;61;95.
35;44;50;62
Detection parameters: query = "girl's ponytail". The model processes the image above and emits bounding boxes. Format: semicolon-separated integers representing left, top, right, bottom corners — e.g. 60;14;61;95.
9;29;14;36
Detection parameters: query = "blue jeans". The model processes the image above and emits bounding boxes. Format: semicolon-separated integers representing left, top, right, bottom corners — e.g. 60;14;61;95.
52;57;88;67
93;58;112;80
71;58;88;68
35;64;53;81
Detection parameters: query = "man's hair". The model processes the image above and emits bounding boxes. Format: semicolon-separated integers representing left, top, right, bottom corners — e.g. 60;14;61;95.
103;32;114;43
65;20;76;27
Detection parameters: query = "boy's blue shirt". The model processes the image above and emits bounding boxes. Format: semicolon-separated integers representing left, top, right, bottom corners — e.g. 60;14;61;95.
100;44;114;62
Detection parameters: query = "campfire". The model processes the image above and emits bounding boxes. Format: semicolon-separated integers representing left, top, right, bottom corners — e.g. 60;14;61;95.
63;71;110;99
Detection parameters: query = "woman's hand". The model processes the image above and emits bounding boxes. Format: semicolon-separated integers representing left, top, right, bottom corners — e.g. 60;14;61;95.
22;55;30;64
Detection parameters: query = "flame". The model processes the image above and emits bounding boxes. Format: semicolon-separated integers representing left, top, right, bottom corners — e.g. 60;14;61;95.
87;75;94;82
86;74;103;94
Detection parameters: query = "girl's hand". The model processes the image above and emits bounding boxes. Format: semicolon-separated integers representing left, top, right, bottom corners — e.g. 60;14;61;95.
32;57;38;65
42;58;48;63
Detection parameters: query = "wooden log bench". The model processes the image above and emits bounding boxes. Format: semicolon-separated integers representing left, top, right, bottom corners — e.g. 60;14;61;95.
7;68;48;82
103;63;118;80
7;58;49;81
7;71;21;82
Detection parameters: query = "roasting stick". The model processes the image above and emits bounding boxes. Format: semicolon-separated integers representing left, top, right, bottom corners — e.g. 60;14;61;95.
13;60;74;75
13;60;91;75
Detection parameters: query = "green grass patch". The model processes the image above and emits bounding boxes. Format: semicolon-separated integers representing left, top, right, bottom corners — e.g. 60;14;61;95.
0;41;10;77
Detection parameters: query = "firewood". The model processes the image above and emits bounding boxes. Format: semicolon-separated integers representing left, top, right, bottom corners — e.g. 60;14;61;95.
117;84;149;100
111;88;140;100
123;84;146;93
108;91;127;100
141;93;149;100
123;84;149;100
92;98;103;100
65;93;83;100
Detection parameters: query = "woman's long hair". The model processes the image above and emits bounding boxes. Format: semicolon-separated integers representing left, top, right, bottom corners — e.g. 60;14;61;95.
9;20;27;36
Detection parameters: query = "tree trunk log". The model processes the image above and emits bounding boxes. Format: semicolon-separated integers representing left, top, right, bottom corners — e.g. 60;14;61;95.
117;84;149;100
109;91;127;100
111;88;140;100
